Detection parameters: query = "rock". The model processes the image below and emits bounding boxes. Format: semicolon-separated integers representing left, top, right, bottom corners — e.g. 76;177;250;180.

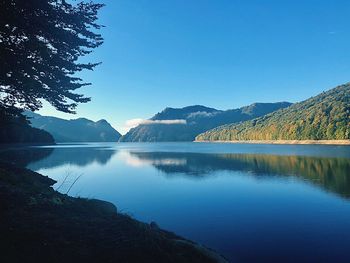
88;199;117;214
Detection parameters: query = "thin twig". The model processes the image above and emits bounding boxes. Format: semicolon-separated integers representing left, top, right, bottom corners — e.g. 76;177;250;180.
55;171;71;191
65;173;84;195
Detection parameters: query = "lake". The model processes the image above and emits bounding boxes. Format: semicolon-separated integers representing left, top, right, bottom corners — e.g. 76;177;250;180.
2;142;350;263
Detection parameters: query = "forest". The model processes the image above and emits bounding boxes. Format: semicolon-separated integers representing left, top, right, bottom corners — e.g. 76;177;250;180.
196;84;350;141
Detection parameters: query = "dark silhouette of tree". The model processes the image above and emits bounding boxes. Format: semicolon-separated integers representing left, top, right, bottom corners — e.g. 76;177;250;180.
0;0;104;114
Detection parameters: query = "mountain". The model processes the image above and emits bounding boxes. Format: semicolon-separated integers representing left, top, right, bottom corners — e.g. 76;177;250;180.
196;83;350;142
119;102;291;142
25;112;121;142
0;111;54;144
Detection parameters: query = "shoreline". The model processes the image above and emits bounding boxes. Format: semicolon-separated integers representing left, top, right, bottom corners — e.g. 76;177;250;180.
0;162;227;263
195;140;350;146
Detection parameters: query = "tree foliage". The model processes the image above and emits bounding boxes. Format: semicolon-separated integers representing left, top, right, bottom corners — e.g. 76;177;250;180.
196;83;350;141
0;0;104;114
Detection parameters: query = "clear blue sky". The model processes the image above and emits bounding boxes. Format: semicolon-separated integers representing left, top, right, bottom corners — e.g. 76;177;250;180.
39;0;350;134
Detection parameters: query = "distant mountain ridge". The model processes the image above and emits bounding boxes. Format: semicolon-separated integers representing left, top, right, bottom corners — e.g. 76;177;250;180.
196;83;350;142
119;102;291;142
151;105;219;120
25;112;121;142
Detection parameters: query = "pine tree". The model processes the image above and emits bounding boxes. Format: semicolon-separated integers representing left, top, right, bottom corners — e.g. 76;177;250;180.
0;0;104;114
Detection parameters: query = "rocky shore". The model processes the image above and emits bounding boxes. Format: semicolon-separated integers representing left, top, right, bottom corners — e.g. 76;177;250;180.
0;162;227;263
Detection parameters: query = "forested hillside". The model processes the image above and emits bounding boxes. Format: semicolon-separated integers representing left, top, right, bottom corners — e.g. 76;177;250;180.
25;112;121;142
120;102;291;142
0;110;54;144
196;83;350;141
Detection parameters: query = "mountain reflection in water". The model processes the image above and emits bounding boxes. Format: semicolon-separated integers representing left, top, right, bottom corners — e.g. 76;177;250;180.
129;151;350;198
1;143;350;263
2;145;348;199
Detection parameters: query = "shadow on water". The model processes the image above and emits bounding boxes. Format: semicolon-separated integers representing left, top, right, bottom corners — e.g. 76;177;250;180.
0;146;54;167
130;151;350;198
0;146;117;170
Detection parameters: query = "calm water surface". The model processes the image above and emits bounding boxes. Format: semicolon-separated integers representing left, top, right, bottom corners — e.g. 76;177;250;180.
2;142;350;263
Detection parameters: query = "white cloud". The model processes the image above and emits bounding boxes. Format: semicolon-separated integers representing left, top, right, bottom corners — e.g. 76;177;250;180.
120;152;187;167
142;119;187;125
120;118;186;134
187;111;217;119
119;118;144;135
126;118;145;128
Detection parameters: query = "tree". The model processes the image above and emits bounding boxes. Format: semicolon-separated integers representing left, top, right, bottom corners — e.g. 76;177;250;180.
0;0;104;115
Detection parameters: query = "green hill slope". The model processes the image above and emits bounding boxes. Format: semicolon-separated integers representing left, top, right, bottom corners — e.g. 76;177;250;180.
119;103;291;142
196;83;350;141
